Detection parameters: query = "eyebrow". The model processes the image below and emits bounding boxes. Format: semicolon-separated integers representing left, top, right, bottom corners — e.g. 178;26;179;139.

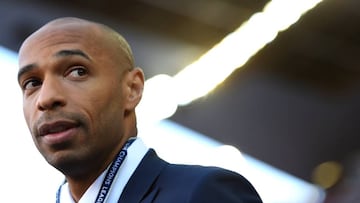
17;63;36;83
55;49;91;60
17;49;91;82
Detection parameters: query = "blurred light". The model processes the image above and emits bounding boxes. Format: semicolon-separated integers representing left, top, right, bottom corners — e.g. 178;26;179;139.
312;161;343;189
173;0;323;106
211;145;247;174
136;74;177;126
138;0;324;122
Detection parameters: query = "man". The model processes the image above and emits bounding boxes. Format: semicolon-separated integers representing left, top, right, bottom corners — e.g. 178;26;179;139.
17;17;262;203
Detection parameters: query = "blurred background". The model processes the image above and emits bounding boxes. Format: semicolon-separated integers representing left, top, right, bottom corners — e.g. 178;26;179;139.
1;0;359;202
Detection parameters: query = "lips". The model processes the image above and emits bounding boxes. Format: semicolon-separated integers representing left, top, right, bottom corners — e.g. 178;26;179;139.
37;120;80;145
38;121;78;137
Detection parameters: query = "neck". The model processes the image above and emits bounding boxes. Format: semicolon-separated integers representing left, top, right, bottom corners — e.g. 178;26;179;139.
67;178;96;202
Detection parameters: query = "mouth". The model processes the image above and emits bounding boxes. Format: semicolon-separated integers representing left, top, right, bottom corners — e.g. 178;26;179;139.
38;121;80;145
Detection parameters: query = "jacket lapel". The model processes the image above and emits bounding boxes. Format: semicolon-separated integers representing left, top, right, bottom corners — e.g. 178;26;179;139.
118;149;167;203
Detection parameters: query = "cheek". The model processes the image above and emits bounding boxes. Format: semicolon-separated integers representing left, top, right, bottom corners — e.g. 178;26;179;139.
89;78;124;107
89;93;124;118
82;92;126;143
81;84;125;123
22;97;36;132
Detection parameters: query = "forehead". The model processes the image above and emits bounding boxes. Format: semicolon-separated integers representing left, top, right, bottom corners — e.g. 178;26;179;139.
18;22;106;66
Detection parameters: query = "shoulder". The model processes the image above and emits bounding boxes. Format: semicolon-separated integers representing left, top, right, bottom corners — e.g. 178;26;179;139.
161;163;263;203
163;163;243;181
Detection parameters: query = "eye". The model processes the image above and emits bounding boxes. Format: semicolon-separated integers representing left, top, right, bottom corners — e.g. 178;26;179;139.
22;78;42;91
67;66;88;79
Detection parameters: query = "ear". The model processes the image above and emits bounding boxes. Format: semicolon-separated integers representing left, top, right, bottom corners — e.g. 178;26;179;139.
124;67;145;111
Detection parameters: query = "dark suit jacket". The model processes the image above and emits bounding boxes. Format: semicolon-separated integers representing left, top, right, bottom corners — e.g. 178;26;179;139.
118;149;262;203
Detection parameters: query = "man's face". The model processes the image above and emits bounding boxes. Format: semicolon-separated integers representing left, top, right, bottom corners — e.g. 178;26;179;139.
17;22;131;173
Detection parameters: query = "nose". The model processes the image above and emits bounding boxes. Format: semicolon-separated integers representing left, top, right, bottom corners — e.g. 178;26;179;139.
36;77;66;111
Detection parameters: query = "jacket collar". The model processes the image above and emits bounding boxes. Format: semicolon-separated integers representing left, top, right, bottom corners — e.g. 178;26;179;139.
118;149;167;203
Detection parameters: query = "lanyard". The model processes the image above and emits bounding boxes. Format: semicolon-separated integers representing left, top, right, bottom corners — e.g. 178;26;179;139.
56;138;135;203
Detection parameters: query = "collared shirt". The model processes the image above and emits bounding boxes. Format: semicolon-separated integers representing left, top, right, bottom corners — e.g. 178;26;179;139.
59;138;149;203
